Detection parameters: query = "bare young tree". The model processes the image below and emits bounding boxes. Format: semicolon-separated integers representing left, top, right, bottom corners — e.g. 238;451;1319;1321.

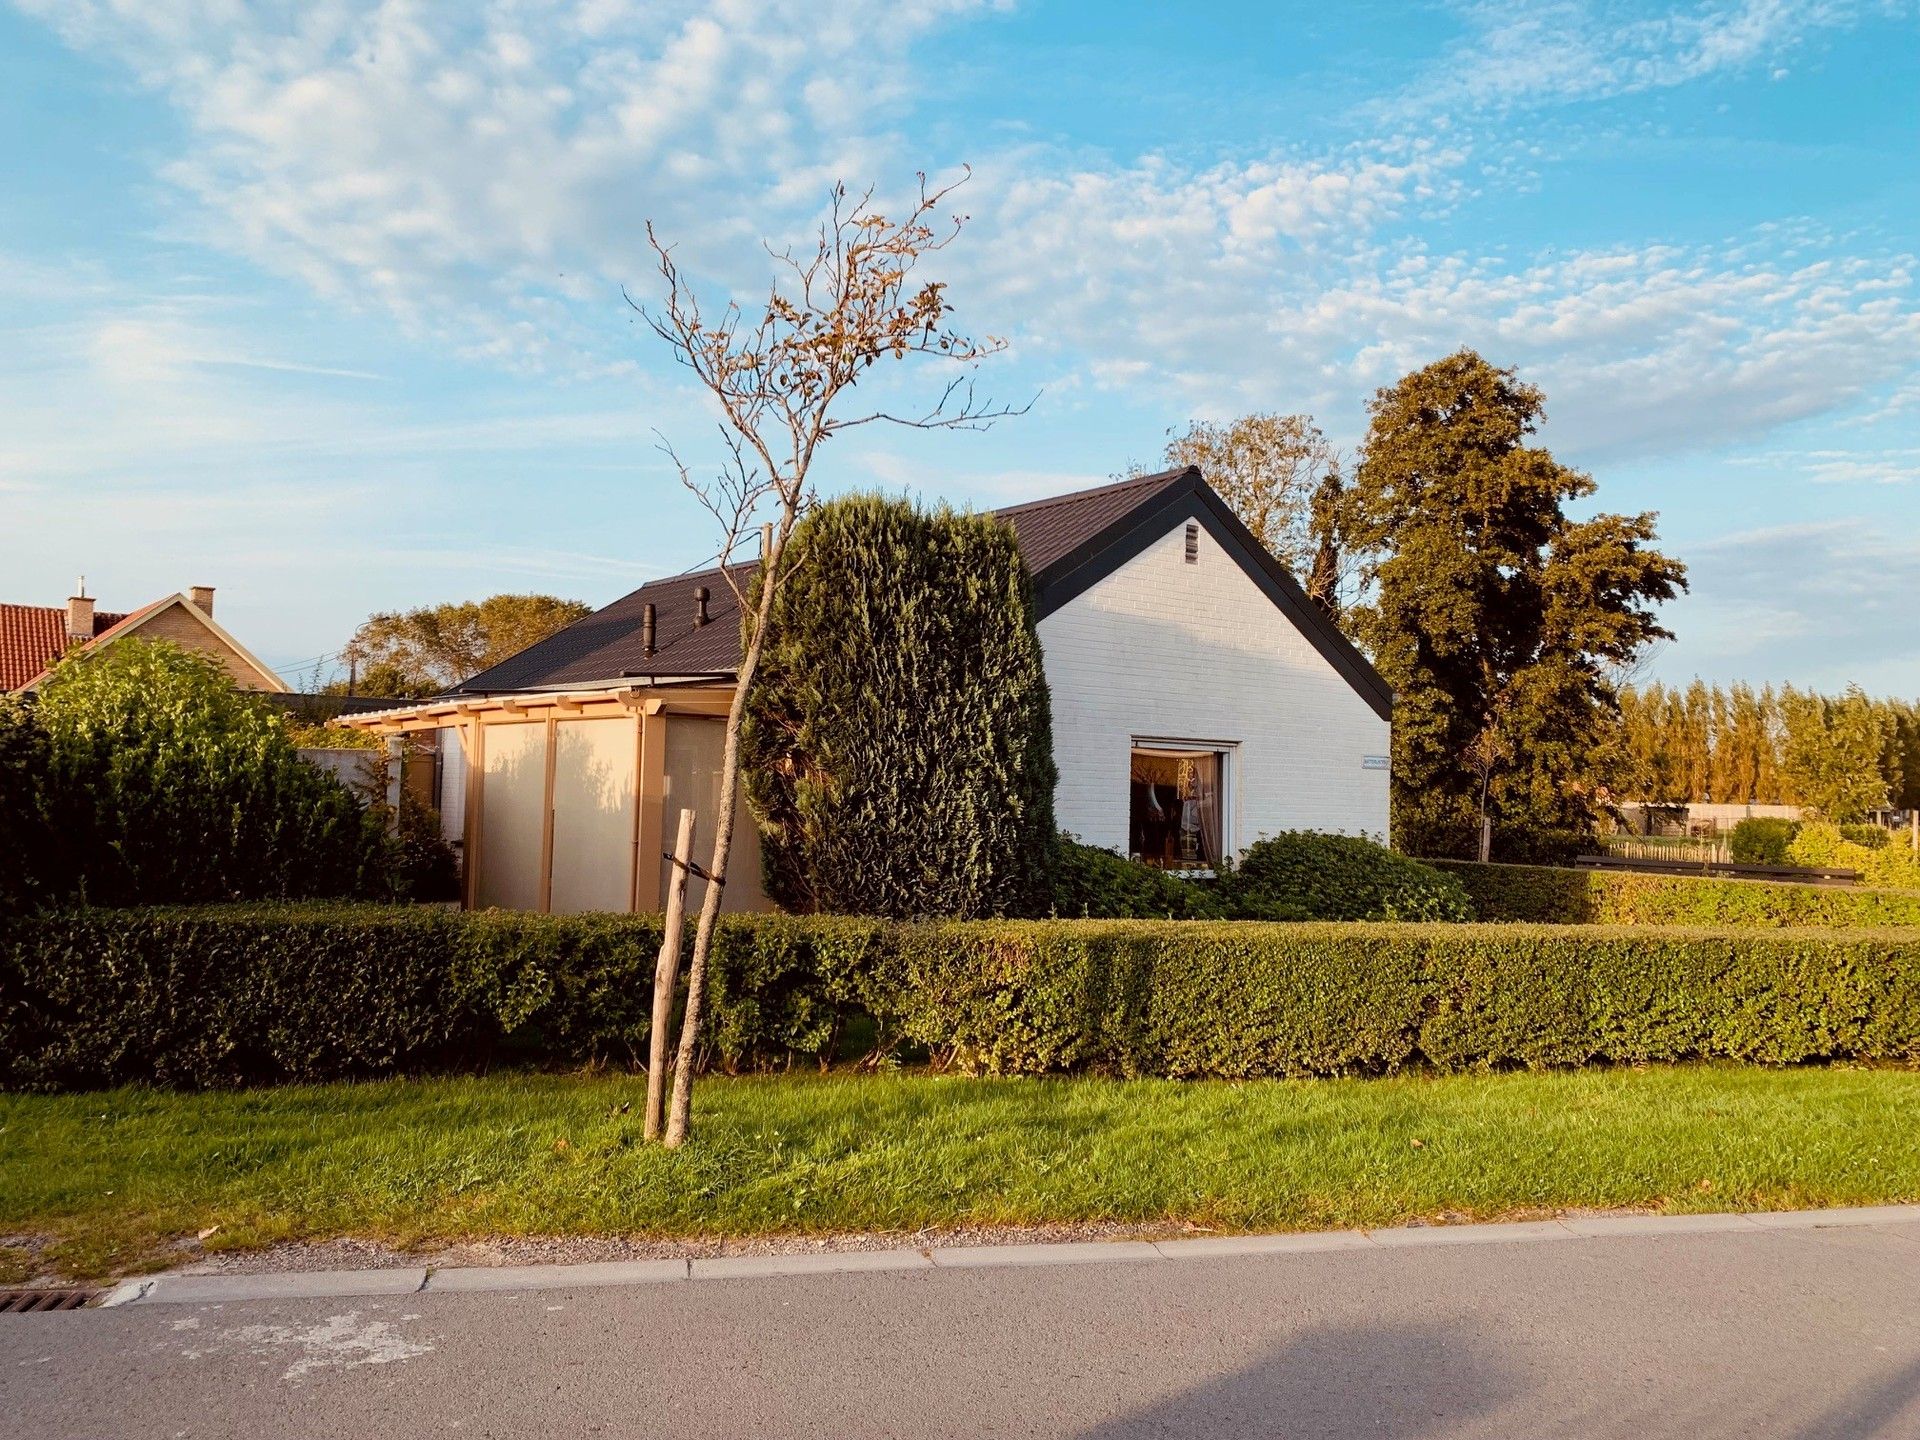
641;171;1022;1147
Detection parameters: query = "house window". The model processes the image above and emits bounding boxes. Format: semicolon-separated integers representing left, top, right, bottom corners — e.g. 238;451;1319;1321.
1130;745;1228;873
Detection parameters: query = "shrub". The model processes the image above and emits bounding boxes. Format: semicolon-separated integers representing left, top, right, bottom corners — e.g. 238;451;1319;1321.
1434;859;1920;927
1788;822;1920;889
1729;817;1799;865
1840;824;1891;850
12;906;1916;1090
0;699;51;915
1045;836;1224;919
1221;832;1473;922
742;494;1057;919
31;641;392;905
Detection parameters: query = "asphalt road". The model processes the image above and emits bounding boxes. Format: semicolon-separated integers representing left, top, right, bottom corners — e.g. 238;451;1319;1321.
5;1221;1920;1438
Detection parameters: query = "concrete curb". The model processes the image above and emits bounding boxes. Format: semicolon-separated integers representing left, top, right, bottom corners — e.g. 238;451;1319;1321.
104;1205;1920;1307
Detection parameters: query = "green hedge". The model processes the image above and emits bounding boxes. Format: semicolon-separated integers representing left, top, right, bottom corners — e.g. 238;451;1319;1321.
6;906;1919;1089
894;922;1920;1076
1435;860;1920;928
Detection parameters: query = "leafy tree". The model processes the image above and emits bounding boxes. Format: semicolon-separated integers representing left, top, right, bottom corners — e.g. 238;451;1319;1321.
1779;685;1892;822
338;594;593;696
1134;413;1349;614
1345;350;1686;857
33;640;391;904
742;494;1056;919
0;698;51;913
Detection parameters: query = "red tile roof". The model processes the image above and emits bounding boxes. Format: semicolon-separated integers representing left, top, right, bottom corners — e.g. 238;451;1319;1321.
0;602;132;691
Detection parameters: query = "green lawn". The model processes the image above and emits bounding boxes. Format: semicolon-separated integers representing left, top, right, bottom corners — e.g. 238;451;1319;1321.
3;1065;1917;1280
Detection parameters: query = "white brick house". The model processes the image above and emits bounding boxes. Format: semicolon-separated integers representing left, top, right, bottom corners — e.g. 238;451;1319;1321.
346;468;1392;911
1003;469;1391;867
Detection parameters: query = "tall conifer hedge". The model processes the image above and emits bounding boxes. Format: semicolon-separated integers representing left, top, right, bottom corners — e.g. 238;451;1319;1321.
741;494;1057;918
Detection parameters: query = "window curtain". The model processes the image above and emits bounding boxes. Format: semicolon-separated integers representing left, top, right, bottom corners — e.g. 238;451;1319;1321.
1130;750;1222;869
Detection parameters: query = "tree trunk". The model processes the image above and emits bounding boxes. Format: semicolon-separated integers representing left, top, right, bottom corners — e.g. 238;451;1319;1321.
644;807;696;1142
664;568;779;1149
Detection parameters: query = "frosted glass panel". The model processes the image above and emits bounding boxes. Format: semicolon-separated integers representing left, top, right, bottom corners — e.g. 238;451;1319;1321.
476;722;547;911
549;718;638;915
660;716;768;915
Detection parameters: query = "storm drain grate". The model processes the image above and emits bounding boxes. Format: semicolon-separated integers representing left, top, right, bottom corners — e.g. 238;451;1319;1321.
0;1288;99;1313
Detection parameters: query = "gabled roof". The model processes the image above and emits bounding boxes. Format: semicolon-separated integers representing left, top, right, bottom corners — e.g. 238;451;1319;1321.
454;469;1392;721
0;602;130;691
5;594;290;694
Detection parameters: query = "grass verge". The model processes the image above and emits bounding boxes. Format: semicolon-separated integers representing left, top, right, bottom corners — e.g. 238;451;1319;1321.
2;1064;1916;1280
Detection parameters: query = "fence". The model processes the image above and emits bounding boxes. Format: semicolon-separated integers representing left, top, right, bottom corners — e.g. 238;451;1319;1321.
1593;833;1730;865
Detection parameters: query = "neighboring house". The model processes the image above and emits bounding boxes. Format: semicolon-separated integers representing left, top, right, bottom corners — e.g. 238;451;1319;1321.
0;583;288;694
344;468;1394;914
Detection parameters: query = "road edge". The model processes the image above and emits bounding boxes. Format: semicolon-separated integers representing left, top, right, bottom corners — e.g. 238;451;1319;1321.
94;1204;1920;1308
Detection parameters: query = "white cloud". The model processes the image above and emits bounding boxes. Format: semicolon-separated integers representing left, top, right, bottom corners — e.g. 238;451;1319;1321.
965;161;1920;461
1738;447;1920;485
17;0;999;364
1661;517;1920;689
15;0;1919;473
1390;0;1906;117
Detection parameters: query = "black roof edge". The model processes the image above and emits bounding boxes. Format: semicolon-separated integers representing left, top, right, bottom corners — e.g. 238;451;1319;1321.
1027;469;1394;723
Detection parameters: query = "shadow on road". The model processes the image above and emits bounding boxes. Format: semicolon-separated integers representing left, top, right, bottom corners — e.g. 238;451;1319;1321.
1073;1317;1516;1439
1791;1353;1920;1440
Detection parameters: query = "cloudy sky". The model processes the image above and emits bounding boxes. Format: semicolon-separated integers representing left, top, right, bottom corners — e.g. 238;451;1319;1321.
2;0;1917;691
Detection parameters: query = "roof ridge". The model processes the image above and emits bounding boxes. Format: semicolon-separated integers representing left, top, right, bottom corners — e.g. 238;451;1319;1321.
990;467;1192;518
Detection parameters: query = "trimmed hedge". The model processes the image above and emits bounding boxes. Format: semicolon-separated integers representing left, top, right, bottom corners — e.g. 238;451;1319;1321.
1435;860;1920;928
5;906;1919;1089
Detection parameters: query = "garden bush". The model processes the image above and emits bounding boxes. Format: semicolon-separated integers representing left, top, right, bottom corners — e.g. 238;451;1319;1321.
742;494;1057;919
0;698;51;914
1729;817;1800;865
7;906;1918;1089
1788;822;1920;889
28;641;398;905
1045;836;1224;919
1434;859;1920;927
1220;832;1473;922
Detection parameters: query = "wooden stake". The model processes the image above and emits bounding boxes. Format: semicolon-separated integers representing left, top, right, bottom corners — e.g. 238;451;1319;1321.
645;808;697;1142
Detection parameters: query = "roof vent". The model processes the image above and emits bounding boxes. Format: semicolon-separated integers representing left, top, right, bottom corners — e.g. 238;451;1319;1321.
1184;522;1199;564
641;602;656;657
692;586;710;628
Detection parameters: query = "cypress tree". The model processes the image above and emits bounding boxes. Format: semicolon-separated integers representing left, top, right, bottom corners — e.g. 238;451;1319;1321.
741;494;1057;919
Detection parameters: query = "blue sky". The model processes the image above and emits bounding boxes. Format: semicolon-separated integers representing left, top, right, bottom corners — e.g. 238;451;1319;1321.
2;1;1917;692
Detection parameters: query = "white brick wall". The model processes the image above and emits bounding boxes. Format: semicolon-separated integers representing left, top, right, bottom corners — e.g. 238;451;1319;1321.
1038;514;1390;857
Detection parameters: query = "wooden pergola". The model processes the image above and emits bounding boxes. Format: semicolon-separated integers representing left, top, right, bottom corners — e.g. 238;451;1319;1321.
344;683;740;913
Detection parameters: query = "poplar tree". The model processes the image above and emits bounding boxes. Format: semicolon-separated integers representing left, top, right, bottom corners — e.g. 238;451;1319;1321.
1346;350;1686;857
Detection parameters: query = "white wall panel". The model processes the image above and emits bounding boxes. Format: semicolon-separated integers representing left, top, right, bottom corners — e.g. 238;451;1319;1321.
475;722;548;912
549;717;638;915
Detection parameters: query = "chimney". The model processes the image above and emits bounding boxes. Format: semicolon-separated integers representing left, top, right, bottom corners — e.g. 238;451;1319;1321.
641;602;657;657
66;579;95;642
692;586;710;628
188;585;215;616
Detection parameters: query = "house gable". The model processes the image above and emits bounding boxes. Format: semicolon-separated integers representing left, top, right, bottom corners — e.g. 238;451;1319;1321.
1037;513;1392;852
1021;469;1392;723
17;595;288;693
